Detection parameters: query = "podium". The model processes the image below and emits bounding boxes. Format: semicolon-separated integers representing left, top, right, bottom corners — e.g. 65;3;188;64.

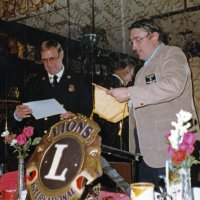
100;145;141;192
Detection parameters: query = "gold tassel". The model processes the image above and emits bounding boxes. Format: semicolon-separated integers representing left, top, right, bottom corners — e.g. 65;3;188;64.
118;103;128;136
118;121;122;136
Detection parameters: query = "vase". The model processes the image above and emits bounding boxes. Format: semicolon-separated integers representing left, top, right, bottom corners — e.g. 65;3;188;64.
180;166;193;200
18;155;25;200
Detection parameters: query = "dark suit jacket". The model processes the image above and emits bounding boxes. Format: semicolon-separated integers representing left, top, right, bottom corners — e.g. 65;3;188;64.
20;69;92;137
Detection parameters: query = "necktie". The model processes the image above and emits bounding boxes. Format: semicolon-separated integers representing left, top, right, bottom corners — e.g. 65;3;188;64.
52;75;58;87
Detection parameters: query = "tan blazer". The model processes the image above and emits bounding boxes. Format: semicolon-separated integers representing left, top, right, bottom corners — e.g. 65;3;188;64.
128;44;199;168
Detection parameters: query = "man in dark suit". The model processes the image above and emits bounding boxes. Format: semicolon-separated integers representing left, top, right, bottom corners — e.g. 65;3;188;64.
94;59;135;151
14;40;92;137
13;41;132;196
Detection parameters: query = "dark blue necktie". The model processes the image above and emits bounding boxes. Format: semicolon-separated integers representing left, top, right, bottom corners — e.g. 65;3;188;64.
52;75;58;87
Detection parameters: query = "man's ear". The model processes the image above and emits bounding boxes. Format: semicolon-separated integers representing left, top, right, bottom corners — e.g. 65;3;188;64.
151;32;159;42
60;50;64;59
124;66;130;75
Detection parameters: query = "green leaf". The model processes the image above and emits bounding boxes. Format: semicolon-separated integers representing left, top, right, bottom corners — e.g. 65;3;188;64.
181;155;200;168
32;137;41;145
23;138;32;151
192;159;200;165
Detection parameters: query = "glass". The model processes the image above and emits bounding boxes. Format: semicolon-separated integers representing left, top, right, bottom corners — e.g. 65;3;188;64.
129;33;149;46
193;187;200;200
180;167;193;200
18;155;25;200
166;160;193;200
41;56;58;64
0;163;4;178
130;182;154;200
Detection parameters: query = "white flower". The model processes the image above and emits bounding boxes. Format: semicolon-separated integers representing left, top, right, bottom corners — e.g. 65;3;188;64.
168;129;179;149
171;121;191;135
1;130;10;137
177;109;192;124
10;139;17;146
169;110;192;149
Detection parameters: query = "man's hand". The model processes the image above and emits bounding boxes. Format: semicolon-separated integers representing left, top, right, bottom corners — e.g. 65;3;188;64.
15;104;32;119
106;87;130;103
60;111;75;120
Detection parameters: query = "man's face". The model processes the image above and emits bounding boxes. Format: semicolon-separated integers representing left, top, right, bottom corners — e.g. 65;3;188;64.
129;28;158;61
123;66;134;86
41;47;63;75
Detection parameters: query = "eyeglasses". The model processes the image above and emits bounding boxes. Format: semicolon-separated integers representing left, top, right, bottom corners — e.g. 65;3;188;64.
129;33;149;46
41;56;58;64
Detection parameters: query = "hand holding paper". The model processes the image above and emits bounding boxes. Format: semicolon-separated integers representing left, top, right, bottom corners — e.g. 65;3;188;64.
93;84;129;123
23;99;66;120
60;111;75;120
15;104;33;119
106;87;130;103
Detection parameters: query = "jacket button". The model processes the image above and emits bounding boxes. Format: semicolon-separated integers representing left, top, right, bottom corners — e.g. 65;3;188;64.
44;117;48;121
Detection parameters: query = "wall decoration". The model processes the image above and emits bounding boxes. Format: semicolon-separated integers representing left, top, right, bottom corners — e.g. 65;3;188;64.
0;0;56;20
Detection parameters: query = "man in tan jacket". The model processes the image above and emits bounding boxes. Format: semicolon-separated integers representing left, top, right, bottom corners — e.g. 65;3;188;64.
107;19;200;187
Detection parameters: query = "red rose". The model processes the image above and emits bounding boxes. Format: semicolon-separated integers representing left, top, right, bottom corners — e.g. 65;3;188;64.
172;150;187;165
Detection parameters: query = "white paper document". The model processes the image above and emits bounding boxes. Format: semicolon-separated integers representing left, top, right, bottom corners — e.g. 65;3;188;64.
23;99;66;120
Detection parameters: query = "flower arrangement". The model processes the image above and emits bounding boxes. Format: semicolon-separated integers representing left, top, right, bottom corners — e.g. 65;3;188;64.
1;126;41;158
165;109;200;168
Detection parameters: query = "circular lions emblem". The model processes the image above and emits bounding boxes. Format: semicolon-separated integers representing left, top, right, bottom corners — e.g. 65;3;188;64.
26;114;102;199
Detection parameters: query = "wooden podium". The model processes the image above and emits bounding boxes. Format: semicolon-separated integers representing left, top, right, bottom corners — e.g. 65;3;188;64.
101;145;140;185
110;162;132;184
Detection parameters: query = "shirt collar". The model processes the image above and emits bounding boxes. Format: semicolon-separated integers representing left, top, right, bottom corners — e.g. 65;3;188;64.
144;43;164;67
48;66;64;80
112;74;124;85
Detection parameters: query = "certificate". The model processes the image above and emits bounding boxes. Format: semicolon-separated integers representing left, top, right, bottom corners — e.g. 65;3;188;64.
23;99;66;120
93;83;129;123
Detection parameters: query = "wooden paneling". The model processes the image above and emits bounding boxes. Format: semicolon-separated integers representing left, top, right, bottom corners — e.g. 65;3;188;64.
110;162;133;184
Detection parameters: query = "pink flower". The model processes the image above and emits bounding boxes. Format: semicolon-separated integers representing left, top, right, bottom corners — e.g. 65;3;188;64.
165;131;171;140
167;145;174;156
166;110;200;167
22;126;34;138
183;132;196;145
16;134;27;145
179;142;188;151
1;126;38;158
186;145;194;154
179;141;195;154
178;132;196;155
